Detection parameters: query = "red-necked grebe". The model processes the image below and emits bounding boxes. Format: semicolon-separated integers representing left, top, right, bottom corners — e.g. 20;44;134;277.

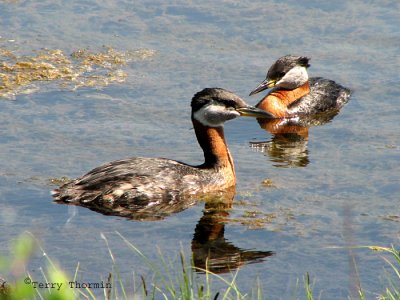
249;55;351;118
52;88;271;208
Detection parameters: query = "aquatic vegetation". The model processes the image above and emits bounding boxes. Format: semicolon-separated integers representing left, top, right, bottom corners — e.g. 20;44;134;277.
366;246;400;300
228;197;295;230
229;210;277;230
0;232;399;299
260;178;275;188
0;45;156;99
47;176;71;186
0;232;75;300
0;232;261;299
0;0;20;3
382;215;400;222
113;232;255;300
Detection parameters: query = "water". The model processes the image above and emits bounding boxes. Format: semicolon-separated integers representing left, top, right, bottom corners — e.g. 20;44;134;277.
1;0;399;299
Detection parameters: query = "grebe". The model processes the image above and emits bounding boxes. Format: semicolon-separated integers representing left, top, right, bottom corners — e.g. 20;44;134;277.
52;88;271;211
249;55;351;118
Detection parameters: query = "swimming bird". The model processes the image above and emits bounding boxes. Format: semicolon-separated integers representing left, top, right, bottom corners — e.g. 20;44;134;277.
52;88;271;212
249;55;351;118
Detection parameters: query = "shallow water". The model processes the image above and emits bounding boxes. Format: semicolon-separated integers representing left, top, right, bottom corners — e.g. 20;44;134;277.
1;0;399;299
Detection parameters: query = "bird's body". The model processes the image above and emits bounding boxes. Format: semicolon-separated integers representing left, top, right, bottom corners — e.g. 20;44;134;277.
55;155;234;207
250;55;351;118
52;88;270;213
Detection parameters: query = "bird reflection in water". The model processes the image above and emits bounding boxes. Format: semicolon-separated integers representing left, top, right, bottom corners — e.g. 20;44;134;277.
55;190;198;221
250;111;339;168
56;186;273;273
191;187;274;273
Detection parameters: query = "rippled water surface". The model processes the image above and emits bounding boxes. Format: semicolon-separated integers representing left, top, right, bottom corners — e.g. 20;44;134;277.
1;0;399;299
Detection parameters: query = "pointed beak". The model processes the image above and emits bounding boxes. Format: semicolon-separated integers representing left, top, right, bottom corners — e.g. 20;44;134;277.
236;106;274;119
249;78;276;96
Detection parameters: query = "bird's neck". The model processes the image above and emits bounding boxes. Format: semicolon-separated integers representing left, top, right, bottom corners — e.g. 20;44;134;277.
275;81;310;104
192;118;235;178
257;81;310;117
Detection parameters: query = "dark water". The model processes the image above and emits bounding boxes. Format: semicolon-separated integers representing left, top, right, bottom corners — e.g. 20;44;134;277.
1;0;399;299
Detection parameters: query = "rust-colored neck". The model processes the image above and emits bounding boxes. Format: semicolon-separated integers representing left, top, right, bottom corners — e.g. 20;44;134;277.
273;81;310;106
192;119;235;174
256;81;310;117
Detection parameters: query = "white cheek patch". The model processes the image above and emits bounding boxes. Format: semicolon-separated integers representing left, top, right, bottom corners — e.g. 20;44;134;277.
277;65;308;89
193;104;240;127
